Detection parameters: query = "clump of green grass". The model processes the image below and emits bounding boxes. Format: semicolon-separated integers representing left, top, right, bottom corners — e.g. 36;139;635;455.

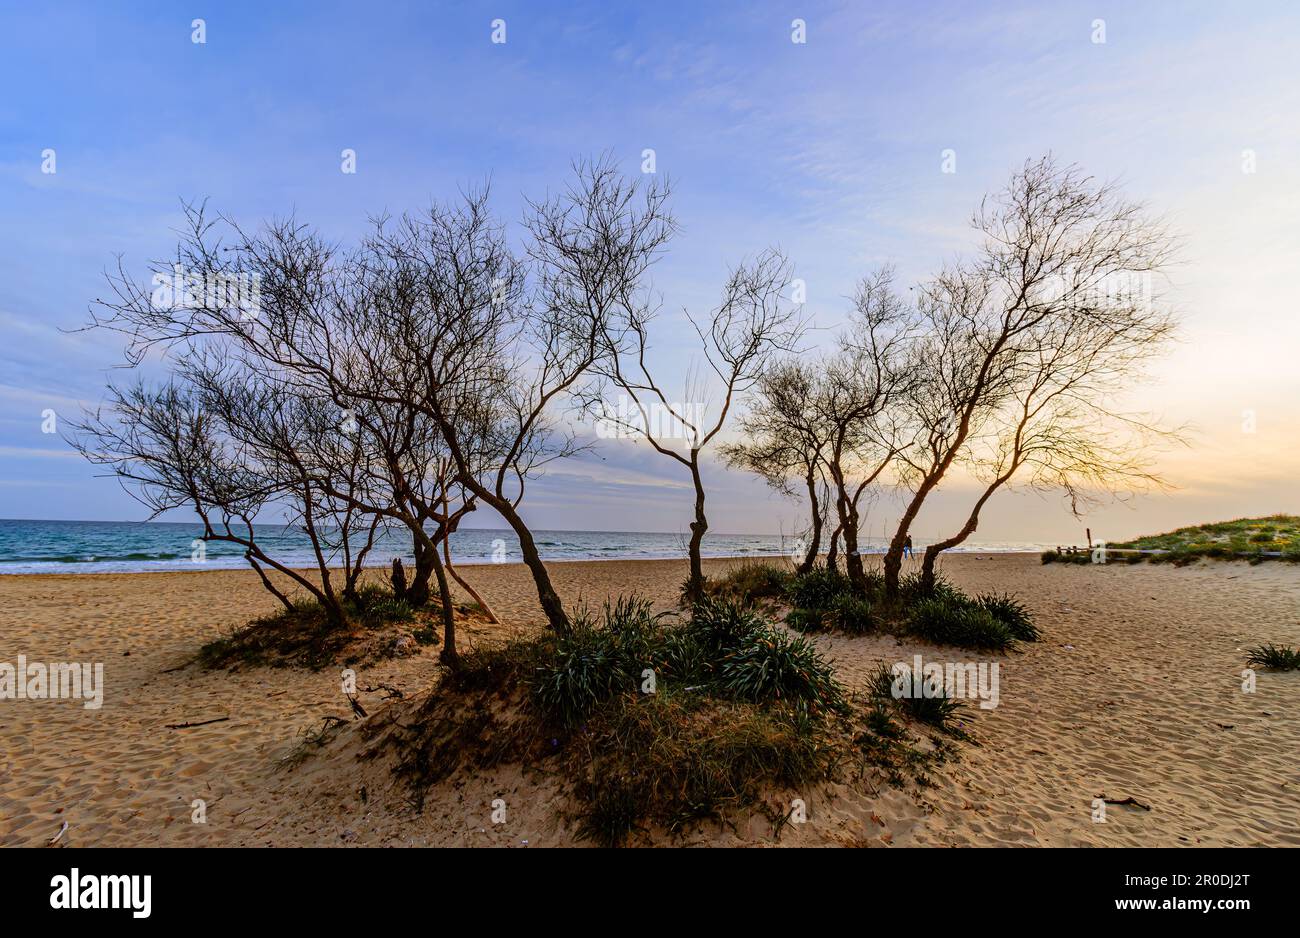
1246;643;1300;671
976;593;1039;642
350;584;416;626
784;592;878;635
867;663;969;733
854;698;954;788
699;561;792;606
718;626;847;715
534;596;668;728
785;564;854;610
782;564;880;635
829;593;878;634
783;606;828;633
686;595;769;657
781;563;1032;651
571;692;839;846
907;596;1015;651
896;571;963;606
533;593;851;727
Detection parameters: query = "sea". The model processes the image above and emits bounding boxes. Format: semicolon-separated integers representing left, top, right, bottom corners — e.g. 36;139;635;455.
0;518;1050;575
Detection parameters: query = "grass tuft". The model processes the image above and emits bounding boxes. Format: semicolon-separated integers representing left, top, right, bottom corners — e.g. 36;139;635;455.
718;626;847;715
976;592;1039;642
907;597;1015;651
699;561;792;607
867;663;969;733
1246;643;1300;671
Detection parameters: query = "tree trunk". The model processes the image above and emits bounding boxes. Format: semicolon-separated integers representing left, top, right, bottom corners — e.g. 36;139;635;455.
685;459;708;603
390;557;408;600
919;544;944;593
428;541;458;669
826;522;842;571
407;537;434;607
444;539;500;624
919;473;1010;592
883;475;941;599
831;471;866;593
799;472;822;575
840;499;865;593
463;482;570;634
513;519;570;634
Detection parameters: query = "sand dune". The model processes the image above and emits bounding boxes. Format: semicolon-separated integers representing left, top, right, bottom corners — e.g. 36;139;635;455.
1;554;1296;847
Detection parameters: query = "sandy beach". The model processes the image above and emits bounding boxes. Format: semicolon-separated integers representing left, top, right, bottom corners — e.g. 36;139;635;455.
1;553;1297;848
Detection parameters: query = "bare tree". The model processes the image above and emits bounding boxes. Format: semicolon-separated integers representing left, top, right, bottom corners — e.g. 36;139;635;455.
72;375;373;632
720;360;829;574
881;156;1180;595
584;248;803;601
365;161;675;634
812;270;916;592
81;159;672;638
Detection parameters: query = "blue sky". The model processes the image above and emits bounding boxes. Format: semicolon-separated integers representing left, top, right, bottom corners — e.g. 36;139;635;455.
2;1;1298;542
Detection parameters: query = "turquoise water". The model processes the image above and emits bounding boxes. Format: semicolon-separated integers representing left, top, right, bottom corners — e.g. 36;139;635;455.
0;519;1048;575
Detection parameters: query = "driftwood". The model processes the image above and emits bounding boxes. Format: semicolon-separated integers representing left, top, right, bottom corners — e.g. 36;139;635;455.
1102;795;1152;811
390;557;408;600
165;716;230;729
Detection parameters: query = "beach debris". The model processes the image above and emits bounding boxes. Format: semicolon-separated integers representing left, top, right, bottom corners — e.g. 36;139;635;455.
347;695;368;719
1061;644;1075;650
1101;795;1151;811
363;682;404;700
47;821;68;846
165;716;230;729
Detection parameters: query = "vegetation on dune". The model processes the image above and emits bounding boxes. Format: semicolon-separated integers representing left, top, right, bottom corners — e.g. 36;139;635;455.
376;593;954;846
197;584;463;671
685;559;1039;651
776;563;1038;650
690;560;793;608
1042;515;1300;566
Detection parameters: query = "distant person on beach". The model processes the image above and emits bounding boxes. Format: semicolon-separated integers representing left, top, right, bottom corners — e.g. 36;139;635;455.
903;535;913;558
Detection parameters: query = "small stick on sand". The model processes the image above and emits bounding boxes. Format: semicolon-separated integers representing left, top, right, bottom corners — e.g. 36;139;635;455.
165;716;230;729
1102;795;1152;811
